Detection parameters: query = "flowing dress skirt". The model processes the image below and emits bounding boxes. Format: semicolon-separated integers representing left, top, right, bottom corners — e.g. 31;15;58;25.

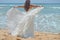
7;7;44;38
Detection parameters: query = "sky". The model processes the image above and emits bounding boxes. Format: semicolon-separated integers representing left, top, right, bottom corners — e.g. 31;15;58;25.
0;0;60;3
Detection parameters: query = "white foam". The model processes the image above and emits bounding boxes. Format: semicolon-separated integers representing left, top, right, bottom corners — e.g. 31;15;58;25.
52;7;60;9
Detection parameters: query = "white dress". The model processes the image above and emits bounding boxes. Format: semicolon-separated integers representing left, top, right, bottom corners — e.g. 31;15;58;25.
7;7;44;38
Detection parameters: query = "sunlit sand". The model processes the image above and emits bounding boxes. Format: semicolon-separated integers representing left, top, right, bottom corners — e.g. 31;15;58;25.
0;30;60;40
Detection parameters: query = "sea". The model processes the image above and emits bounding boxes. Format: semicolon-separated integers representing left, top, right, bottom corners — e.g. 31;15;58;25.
0;3;60;34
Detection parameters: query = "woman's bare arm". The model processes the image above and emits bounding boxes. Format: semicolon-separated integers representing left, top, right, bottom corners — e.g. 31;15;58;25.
14;6;24;8
30;5;43;8
14;5;43;8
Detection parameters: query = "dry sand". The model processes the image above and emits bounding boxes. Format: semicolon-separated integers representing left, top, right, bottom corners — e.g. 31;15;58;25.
0;29;60;40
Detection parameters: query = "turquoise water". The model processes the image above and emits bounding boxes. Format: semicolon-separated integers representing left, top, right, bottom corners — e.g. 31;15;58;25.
0;3;60;33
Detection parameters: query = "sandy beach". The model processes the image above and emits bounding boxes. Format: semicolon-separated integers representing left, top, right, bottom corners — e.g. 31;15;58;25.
0;29;60;40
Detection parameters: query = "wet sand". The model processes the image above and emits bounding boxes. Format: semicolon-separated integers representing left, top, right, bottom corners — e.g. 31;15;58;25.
0;29;60;40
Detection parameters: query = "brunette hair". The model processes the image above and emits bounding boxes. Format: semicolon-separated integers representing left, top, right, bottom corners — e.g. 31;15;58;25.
24;0;30;11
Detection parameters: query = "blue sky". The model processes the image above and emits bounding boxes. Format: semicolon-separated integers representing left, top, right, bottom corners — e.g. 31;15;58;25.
0;0;60;3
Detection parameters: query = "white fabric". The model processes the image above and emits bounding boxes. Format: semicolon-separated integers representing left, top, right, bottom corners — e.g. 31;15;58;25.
7;7;44;38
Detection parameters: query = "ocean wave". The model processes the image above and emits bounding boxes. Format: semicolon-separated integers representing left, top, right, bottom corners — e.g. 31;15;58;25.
35;14;60;33
0;7;4;9
51;7;60;9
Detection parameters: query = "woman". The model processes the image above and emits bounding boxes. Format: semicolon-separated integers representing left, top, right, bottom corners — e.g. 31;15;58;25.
7;0;44;38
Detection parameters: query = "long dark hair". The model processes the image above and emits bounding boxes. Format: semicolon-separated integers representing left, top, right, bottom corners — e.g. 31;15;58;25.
24;0;30;11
